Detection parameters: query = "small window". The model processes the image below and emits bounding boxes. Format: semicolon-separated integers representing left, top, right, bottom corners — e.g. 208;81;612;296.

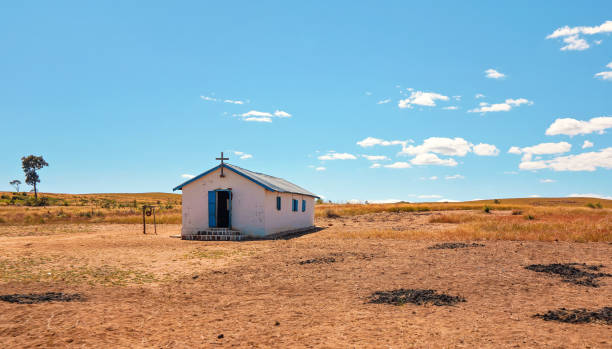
276;197;281;211
302;199;306;212
292;199;298;212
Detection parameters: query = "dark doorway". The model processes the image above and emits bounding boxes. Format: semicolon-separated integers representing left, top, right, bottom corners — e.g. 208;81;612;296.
216;191;231;228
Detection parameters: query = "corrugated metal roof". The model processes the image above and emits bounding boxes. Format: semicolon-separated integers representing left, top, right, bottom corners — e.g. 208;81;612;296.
173;163;319;198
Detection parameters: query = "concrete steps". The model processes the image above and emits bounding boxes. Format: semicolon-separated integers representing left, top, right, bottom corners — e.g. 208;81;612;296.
182;228;243;241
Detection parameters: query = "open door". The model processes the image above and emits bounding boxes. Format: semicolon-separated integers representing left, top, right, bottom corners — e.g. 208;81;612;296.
216;190;231;228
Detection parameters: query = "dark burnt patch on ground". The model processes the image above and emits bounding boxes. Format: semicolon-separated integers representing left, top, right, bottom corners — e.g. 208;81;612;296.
428;242;485;250
299;257;337;265
298;252;376;265
333;251;376;260
534;307;612;324
525;263;611;287
0;292;83;304
368;289;466;306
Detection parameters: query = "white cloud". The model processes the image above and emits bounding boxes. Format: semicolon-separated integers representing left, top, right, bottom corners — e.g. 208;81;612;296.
485;69;506;79
595;62;612;80
445;174;465;180
595;71;612;80
315;166;326;171
519;147;612;172
473;143;500;156
235;109;292;123
362;155;389;161
274;110;292;117
318;152;357;160
475;93;485;99
181;174;195;179
410;153;458;166
545;116;612;136
241;110;273;117
370;163;382;168
540;179;556;183
568;193;612;200
547;21;612;39
442;106;459;110
510;142;572;164
361;136;499;165
369;199;402;204
400;137;472;157
384;162;412;169
202;95;245;104
233;151;253;159
529;195;541;198
453;95;461;101
508;146;522;155
244;116;272;122
547;21;612;51
437;199;459;202
357;137;409;148
560;35;589;51
418;194;443;199
468;98;533;114
420;176;438;180
377;99;391;104
398;91;449;108
582;140;594;149
519;142;572;155
365;91;372;96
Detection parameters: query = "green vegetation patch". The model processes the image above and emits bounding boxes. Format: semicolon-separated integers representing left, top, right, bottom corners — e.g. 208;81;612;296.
184;248;235;259
0;257;157;286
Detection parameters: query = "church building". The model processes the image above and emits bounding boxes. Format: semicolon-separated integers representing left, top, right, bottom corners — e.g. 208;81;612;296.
173;154;319;240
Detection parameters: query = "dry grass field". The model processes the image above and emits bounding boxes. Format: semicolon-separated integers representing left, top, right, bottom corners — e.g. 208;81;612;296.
0;193;611;348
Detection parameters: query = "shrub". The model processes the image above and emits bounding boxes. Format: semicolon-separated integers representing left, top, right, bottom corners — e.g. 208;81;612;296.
483;206;491;214
512;210;523;215
525;215;535;220
493;199;501;204
586;202;602;209
25;197;48;207
79;211;93;218
325;209;340;218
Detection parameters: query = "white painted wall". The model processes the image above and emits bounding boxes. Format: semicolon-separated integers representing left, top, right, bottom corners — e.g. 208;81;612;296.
181;167;266;236
263;191;315;235
180;166;316;237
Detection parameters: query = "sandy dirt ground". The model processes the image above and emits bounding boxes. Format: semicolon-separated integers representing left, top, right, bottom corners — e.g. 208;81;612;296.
0;212;610;348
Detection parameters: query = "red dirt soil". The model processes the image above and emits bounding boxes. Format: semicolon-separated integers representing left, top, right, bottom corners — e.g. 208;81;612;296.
0;215;611;348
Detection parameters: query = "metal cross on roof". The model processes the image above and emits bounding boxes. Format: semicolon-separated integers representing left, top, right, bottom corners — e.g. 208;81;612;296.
216;152;229;177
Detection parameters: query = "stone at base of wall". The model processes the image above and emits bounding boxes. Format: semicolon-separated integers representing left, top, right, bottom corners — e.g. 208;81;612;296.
180;226;320;242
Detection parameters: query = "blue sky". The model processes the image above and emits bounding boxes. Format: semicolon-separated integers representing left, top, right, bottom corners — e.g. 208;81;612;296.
1;1;611;202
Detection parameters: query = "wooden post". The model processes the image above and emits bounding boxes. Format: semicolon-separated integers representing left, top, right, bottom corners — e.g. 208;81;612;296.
142;206;146;234
153;207;157;235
